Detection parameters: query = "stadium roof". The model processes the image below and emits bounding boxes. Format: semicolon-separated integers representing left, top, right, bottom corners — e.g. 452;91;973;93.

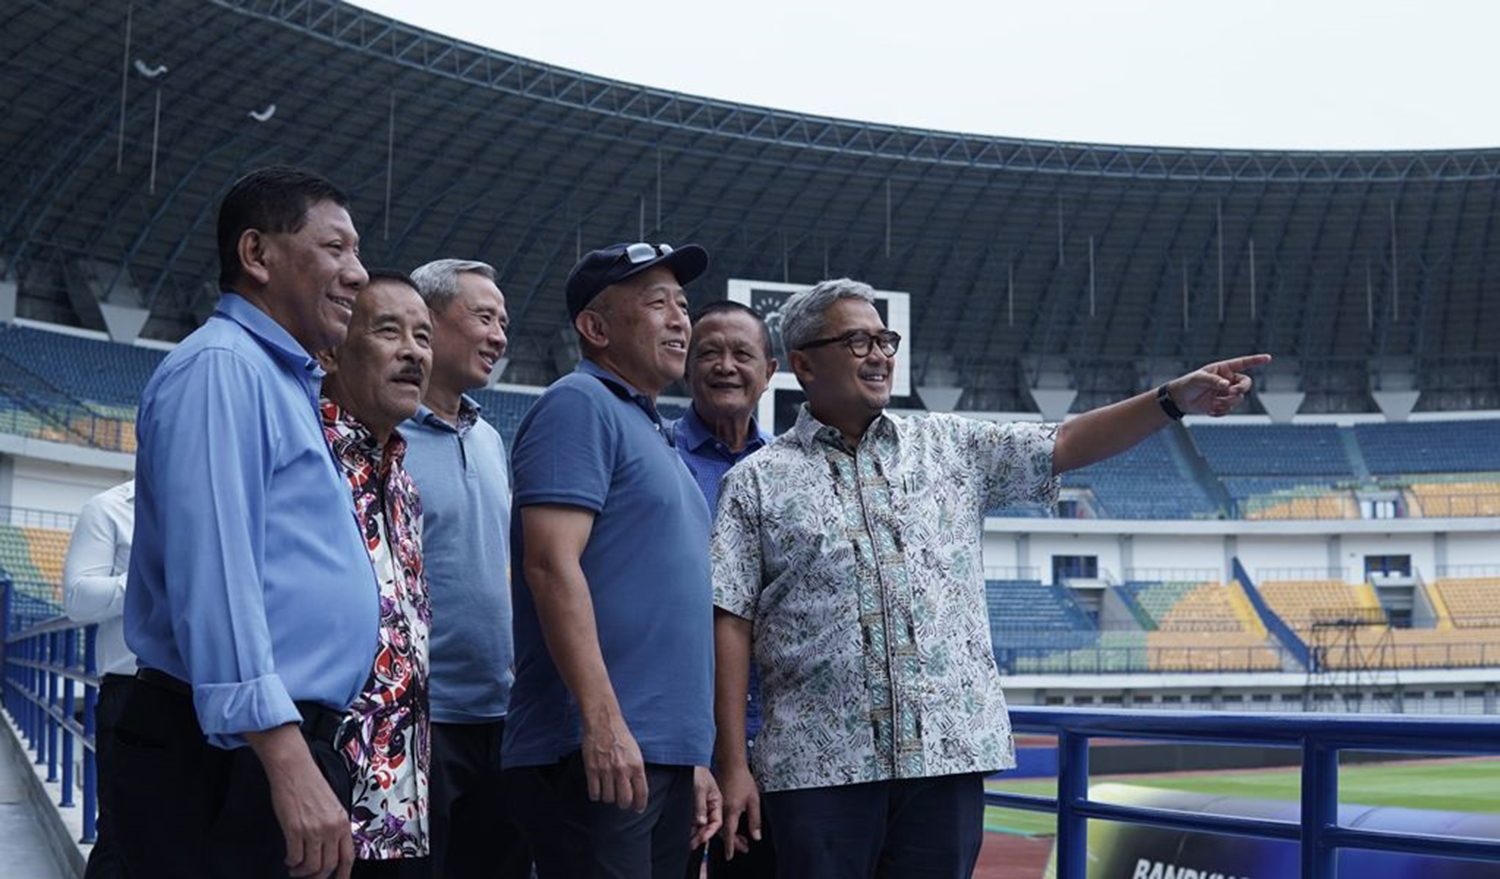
3;0;1498;411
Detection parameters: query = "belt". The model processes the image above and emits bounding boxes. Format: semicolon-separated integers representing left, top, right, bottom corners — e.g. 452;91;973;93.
135;667;346;745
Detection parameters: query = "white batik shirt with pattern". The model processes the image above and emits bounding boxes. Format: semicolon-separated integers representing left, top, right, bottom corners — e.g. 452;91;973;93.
711;405;1058;793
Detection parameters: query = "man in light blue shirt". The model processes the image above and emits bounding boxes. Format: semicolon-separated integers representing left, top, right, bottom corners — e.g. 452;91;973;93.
404;258;528;878
118;166;377;879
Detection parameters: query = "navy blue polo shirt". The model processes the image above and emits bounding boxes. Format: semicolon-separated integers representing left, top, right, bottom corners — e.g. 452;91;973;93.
504;359;714;768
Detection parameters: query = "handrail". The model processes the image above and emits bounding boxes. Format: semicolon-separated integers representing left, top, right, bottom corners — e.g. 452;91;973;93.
1122;567;1221;583
1435;565;1500;579
0;505;79;531
1;583;100;845
1255;566;1348;582
993;707;1500;878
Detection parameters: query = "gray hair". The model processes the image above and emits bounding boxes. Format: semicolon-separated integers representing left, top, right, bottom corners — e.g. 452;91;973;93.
408;259;497;314
778;278;877;353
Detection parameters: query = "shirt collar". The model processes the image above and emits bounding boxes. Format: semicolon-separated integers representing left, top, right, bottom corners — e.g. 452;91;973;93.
321;396;406;467
414;393;482;435
215;292;324;379
790;403;900;451
679;404;770;455
577;358;663;416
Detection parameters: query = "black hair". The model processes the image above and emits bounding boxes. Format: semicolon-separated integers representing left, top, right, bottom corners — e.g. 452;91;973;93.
363;268;418;292
216;166;350;289
692;300;774;360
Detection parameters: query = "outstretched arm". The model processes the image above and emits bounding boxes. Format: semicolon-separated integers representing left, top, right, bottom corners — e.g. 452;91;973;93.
1052;354;1271;475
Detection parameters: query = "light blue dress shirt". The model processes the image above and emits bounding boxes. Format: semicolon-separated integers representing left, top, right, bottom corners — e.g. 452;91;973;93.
401;397;514;723
126;293;379;749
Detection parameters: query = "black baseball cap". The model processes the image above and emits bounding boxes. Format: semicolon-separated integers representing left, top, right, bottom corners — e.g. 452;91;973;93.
565;242;710;320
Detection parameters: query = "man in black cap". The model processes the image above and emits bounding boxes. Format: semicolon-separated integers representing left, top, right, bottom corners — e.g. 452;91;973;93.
503;243;723;877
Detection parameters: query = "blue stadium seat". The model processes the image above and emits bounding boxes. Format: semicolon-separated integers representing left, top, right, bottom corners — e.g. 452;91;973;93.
1354;420;1500;475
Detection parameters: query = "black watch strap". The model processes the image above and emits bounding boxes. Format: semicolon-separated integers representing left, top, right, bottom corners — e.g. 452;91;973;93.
1157;384;1185;421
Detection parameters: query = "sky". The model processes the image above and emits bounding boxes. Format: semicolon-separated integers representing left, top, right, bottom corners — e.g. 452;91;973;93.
354;0;1499;153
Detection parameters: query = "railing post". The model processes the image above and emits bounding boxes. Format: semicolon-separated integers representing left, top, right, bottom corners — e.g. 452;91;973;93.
46;630;59;782
1056;729;1090;879
82;626;98;844
1301;737;1339;879
60;628;75;808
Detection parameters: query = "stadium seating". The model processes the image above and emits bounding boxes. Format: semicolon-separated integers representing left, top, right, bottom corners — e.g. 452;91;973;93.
1063;433;1221;520
1354;420;1500;475
0;523;68;620
1192;425;1353;477
0;325;164;406
1433;578;1500;627
1405;481;1500;518
1256;578;1379;630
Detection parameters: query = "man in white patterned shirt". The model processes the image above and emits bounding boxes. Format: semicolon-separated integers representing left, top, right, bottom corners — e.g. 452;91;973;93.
710;278;1268;876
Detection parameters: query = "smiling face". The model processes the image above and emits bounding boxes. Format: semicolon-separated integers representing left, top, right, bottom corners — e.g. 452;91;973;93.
322;278;433;441
790;297;894;432
254;199;369;355
429;271;508;396
686;309;775;424
580;265;690;396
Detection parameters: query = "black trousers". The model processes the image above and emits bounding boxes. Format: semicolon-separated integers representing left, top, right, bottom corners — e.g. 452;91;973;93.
685;804;777;879
505;751;696;879
84;674;133;879
761;773;985;878
428;720;530;878
112;671;353;879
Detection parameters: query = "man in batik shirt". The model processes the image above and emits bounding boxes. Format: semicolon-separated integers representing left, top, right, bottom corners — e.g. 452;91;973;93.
318;269;435;876
711;278;1269;877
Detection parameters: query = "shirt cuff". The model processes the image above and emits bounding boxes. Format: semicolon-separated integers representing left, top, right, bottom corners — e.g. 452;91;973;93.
193;673;301;749
713;593;756;621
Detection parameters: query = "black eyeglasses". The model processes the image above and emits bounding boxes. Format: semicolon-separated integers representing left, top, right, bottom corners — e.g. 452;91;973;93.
623;242;674;265
797;329;901;358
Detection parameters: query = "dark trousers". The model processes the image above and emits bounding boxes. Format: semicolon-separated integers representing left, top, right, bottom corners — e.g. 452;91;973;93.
505;751;696;879
761;773;984;879
84;674;133;879
112;671;353;879
685;811;777;878
429;719;530;878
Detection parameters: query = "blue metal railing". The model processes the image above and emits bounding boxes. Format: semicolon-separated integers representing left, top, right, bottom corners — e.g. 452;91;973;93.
992;707;1500;878
1;580;100;844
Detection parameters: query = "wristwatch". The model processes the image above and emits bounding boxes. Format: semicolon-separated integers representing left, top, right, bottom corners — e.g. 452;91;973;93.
1157;384;1185;421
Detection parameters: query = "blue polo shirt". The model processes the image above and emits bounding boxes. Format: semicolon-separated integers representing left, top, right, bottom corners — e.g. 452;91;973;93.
504;360;714;768
672;405;770;740
401;397;514;724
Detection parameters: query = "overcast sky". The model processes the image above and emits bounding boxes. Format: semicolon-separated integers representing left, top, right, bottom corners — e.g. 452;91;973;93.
356;0;1498;152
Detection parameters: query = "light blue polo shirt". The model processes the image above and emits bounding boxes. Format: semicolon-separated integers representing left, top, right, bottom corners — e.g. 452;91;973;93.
504;359;714;768
401;396;514;723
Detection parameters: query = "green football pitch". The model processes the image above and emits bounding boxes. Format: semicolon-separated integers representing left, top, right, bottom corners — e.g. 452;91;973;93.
983;758;1500;836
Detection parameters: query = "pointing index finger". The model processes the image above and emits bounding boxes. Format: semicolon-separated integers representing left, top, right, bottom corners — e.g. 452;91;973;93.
1220;353;1272;373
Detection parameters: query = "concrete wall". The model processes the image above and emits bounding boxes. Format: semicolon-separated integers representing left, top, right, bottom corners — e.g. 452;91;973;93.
7;456;130;516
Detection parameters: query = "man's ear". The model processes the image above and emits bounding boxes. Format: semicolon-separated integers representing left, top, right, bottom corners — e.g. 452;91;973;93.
315;349;337;376
237;229;273;287
788;350;814;386
764;358;779;382
574;309;609;351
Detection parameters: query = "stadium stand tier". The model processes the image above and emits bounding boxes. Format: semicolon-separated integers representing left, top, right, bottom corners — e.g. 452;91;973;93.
4;0;1500;411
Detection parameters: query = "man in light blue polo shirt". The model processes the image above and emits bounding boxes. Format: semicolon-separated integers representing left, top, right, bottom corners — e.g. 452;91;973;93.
404;258;529;878
119;166;376;879
504;242;721;878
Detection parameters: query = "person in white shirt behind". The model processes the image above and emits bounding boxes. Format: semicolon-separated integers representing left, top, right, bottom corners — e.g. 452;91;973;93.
63;479;137;879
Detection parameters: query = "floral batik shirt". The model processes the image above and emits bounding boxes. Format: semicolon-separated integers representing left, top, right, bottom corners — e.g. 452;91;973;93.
321;399;431;859
711;405;1058;793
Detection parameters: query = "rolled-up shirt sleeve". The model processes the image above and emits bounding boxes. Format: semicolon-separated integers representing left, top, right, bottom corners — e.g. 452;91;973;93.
63;494;126;624
711;465;764;620
145;350;299;744
968;418;1062;512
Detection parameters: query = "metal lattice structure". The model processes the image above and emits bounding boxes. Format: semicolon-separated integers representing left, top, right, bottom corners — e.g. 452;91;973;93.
3;0;1498;408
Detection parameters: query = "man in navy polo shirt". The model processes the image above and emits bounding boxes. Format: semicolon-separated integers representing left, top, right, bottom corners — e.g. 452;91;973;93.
674;301;777;878
504;242;722;878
